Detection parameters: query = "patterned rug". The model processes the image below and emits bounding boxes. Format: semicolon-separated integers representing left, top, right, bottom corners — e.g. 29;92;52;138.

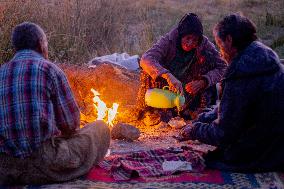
33;166;284;189
2;138;284;189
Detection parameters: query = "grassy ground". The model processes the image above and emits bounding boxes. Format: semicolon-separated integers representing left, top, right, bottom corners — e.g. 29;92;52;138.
0;0;283;65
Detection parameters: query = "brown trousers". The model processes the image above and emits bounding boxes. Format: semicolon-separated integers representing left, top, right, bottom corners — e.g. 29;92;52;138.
0;120;110;185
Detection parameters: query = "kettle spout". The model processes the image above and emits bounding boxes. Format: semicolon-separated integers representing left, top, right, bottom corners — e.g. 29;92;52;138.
174;95;185;112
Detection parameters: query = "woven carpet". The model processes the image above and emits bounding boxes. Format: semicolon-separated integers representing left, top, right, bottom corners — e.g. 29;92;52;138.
2;140;284;189
2;166;283;189
30;166;284;189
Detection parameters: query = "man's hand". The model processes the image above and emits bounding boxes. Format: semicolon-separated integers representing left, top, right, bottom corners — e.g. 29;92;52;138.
161;73;184;95
185;80;207;96
175;122;193;142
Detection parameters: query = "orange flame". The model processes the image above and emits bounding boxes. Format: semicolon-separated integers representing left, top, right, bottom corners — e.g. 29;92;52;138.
91;88;119;126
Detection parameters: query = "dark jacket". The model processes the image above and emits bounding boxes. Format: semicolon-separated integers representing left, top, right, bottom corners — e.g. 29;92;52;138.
190;41;284;171
140;27;227;87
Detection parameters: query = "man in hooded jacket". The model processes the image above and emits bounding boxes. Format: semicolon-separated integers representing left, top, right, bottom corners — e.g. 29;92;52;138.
136;13;227;121
179;13;284;172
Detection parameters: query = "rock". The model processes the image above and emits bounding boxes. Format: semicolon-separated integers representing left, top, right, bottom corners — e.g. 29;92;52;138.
168;117;186;129
142;110;161;126
117;106;140;124
153;121;171;133
111;122;140;141
156;121;169;129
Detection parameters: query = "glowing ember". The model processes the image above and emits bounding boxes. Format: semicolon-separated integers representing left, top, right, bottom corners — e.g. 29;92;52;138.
91;88;119;126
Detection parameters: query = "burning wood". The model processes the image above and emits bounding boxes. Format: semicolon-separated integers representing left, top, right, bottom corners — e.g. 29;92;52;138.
91;88;119;126
79;88;120;127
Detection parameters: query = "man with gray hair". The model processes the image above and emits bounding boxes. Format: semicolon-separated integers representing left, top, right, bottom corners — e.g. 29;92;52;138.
0;22;110;185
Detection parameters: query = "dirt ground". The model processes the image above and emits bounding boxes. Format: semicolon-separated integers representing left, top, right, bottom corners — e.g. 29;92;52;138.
39;124;215;189
110;121;215;155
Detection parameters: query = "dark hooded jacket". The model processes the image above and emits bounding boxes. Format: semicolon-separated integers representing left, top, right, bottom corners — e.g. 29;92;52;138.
189;41;284;171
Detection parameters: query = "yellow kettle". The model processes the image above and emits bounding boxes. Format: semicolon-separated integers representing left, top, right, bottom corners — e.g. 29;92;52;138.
145;86;185;111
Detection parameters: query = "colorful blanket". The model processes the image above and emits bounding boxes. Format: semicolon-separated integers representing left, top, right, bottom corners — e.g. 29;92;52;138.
83;167;284;189
20;167;283;188
4;141;284;188
98;146;205;180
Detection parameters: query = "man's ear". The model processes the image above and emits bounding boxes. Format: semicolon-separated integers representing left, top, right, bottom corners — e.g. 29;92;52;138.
36;40;43;54
36;39;48;59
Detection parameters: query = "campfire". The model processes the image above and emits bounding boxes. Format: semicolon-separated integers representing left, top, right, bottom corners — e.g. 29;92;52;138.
79;87;120;128
79;87;140;141
91;88;119;127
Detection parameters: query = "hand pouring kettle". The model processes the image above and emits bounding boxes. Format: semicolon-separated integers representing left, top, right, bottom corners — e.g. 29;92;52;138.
145;86;185;111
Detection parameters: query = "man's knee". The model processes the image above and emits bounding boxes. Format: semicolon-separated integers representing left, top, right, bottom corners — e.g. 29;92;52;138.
82;121;110;162
38;121;110;176
82;120;110;135
82;120;110;149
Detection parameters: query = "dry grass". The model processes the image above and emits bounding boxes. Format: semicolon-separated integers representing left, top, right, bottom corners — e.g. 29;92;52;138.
0;0;283;65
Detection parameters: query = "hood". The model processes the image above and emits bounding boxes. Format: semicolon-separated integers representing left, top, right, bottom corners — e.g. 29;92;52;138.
224;41;281;80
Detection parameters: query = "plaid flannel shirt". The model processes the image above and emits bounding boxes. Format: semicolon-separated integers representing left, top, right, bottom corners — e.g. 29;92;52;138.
0;50;80;158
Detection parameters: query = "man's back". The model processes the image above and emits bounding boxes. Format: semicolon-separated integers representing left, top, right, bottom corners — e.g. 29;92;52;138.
214;41;284;170
0;50;80;158
0;22;110;185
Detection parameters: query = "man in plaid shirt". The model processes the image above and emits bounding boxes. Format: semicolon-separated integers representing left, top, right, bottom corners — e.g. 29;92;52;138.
0;22;110;185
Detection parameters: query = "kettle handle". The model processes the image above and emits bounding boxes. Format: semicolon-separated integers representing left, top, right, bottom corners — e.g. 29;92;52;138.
162;86;170;90
162;86;181;95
